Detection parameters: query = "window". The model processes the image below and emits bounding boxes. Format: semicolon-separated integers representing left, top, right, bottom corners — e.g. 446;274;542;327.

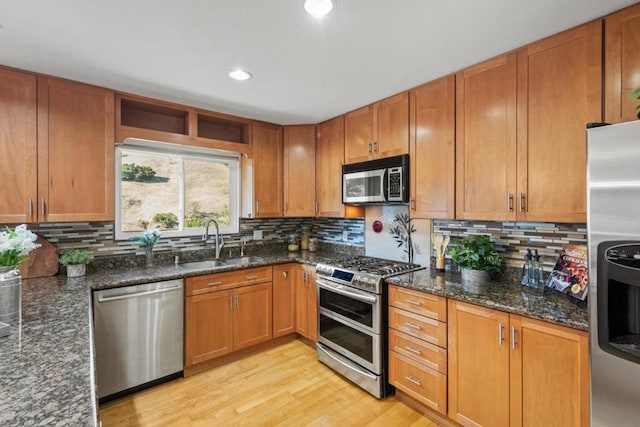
115;139;240;239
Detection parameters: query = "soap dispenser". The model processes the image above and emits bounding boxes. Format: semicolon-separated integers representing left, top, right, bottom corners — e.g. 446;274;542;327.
521;249;532;286
532;249;546;292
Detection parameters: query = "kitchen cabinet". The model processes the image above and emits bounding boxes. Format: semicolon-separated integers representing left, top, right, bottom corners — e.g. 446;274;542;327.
516;21;601;223
295;264;317;342
38;77;115;222
283;125;316;217
448;300;589;427
0;67;37;224
315;116;364;218
185;266;273;367
0;72;114;223
344;92;409;163
388;286;448;414
457;20;601;223
409;75;455;219
456;53;517;221
252;121;283;218
605;2;640;124
115;94;252;155
273;264;297;337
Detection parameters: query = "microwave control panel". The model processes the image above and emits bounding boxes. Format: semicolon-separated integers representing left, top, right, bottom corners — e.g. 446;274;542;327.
387;166;403;202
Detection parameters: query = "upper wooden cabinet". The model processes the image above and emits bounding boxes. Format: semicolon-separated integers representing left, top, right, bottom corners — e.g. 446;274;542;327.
456;53;517;221
605;3;640;123
457;21;601;223
115;94;252;155
344;92;409;163
0;68;37;224
410;75;455;219
516;21;601;223
252;121;283;218
38;76;115;222
315;116;364;218
448;300;589;427
283;125;316;217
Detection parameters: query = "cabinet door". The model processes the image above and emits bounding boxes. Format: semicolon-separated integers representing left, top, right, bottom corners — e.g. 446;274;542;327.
37;77;115;222
185;290;234;367
375;92;409;159
410;76;455;219
252;121;283;218
456;54;517;221
605;3;640;124
509;315;589;427
283;125;316;217
0;68;37;224
234;282;273;351
344;105;374;163
448;300;510;427
273;264;296;337
306;266;318;342
316;116;346;217
295;264;309;338
517;21;601;223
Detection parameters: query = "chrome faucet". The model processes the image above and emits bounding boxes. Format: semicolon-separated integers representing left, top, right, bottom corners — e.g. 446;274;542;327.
240;236;247;257
202;219;225;259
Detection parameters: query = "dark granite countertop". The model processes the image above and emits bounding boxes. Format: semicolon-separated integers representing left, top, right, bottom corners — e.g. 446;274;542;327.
1;251;588;425
386;269;589;332
0;250;345;426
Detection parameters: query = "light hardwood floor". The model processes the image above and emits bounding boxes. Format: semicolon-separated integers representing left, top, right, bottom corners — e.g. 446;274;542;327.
99;338;439;426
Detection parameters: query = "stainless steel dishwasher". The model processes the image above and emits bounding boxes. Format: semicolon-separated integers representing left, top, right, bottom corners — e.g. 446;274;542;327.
93;279;184;402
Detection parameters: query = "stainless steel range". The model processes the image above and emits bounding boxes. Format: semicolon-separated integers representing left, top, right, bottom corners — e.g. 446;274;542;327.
315;256;423;398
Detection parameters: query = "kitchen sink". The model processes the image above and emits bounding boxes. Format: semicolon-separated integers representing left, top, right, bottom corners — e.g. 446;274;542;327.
179;260;228;270
224;256;265;265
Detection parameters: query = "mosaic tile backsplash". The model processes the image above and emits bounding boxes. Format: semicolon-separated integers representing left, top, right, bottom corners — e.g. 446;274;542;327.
4;217;365;259
432;220;587;271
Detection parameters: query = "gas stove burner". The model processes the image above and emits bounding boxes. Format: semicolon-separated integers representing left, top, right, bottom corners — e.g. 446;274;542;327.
331;256;421;276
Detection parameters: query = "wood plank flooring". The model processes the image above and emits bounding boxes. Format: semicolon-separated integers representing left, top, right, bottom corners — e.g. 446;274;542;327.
99;339;440;426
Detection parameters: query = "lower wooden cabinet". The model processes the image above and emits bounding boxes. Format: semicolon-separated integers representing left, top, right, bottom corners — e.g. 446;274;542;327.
184;268;273;368
388;285;448;415
448;299;589;427
295;264;317;341
273;263;296;337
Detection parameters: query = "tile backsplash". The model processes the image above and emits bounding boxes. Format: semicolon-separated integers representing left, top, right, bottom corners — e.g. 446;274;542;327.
5;217;365;258
433;220;587;270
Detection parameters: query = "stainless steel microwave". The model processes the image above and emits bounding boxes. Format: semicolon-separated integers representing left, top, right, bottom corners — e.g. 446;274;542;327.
342;154;409;205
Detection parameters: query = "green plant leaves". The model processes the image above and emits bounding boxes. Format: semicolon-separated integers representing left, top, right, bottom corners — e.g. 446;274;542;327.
447;235;501;273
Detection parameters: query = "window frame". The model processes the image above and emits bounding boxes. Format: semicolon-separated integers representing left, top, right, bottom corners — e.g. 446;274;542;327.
115;138;241;240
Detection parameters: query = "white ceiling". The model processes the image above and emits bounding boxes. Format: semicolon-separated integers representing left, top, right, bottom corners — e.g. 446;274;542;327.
0;0;636;125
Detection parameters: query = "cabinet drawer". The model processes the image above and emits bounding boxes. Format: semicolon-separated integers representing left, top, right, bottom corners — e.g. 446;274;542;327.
389;306;447;348
389;285;447;321
389;328;447;374
389;351;447;414
186;266;273;296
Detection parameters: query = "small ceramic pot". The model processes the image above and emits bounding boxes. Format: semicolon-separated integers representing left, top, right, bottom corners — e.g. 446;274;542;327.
66;264;86;278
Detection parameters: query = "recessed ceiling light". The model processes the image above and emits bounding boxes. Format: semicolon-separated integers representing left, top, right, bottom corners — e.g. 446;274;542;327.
304;0;334;18
228;69;253;81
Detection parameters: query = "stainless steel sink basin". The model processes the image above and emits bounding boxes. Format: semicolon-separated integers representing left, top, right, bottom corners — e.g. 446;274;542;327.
179;260;228;270
224;256;265;265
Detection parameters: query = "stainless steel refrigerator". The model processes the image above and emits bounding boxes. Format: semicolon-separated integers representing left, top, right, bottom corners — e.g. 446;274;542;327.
587;120;640;426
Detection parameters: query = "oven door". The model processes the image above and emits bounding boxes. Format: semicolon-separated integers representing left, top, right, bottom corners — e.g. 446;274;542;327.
318;308;381;374
342;169;386;204
317;278;380;333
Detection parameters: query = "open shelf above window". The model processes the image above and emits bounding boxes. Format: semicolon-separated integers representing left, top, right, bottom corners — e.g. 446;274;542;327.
197;113;248;144
120;98;189;135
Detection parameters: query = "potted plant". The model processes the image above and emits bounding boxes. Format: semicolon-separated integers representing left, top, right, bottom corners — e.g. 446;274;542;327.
60;249;94;277
632;87;640;119
448;235;501;283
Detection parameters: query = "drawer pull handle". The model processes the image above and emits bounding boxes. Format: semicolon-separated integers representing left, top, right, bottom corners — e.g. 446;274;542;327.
246;275;258;280
405;322;422;330
208;281;223;286
405;299;422;306
404;375;422;386
405;346;422;355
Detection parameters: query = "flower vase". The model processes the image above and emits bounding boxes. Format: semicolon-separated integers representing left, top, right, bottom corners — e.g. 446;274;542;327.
0;266;21;323
145;245;154;267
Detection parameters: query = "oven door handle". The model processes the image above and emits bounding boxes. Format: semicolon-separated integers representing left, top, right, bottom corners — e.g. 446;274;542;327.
317;279;378;304
317;344;377;381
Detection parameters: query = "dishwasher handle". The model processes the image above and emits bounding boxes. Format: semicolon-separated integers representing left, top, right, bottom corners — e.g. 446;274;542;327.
97;285;182;303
